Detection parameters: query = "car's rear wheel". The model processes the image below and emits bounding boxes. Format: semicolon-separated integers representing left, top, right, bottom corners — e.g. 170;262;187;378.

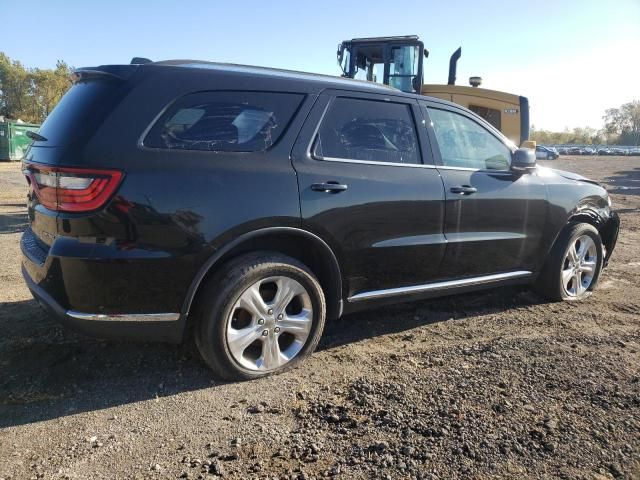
194;252;326;380
535;223;603;301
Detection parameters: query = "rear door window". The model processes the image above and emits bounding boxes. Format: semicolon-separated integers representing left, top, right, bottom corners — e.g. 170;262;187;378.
144;91;304;152
313;97;420;165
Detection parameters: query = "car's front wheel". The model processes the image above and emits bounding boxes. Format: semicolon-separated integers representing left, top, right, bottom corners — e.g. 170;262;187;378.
194;252;326;380
535;222;604;301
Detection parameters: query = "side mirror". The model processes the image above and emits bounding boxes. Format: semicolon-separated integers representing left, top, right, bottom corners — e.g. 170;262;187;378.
412;76;421;93
511;148;537;172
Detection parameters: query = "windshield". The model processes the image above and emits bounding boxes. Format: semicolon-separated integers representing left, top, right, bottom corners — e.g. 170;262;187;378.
353;56;374;82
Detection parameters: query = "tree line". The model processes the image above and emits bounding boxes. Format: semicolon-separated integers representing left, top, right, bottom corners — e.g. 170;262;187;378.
0;52;73;123
530;100;639;146
0;51;639;145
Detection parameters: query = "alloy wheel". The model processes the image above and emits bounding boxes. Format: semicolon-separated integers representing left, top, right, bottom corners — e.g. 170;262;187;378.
226;276;313;371
561;235;597;296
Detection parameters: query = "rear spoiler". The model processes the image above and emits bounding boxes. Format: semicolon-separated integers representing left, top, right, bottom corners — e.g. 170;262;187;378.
72;65;140;83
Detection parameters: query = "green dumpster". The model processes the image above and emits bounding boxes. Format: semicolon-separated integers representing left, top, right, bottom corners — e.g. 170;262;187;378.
0;121;41;161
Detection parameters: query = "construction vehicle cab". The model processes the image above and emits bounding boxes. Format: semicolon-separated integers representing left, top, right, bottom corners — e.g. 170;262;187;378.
337;36;531;146
337;36;425;94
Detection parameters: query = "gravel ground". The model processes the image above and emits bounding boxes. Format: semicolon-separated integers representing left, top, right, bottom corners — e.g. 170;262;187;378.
0;156;638;480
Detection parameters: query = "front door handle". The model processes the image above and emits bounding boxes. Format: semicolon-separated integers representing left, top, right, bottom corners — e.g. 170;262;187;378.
311;182;348;193
450;185;477;195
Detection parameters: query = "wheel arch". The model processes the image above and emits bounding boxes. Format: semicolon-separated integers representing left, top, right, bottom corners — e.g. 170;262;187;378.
182;227;344;322
561;208;618;264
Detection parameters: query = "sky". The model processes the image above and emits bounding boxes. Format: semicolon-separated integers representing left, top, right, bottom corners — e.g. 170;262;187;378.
2;0;639;131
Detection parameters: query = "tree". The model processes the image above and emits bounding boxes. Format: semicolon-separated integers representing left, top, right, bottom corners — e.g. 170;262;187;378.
531;100;640;146
530;126;605;145
0;53;30;120
0;53;72;123
31;61;73;119
603;100;640;145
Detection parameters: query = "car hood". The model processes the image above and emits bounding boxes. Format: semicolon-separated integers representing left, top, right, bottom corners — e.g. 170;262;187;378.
543;167;602;187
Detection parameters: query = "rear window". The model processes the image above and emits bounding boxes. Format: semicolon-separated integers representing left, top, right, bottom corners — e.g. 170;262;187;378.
144;91;304;152
37;79;126;147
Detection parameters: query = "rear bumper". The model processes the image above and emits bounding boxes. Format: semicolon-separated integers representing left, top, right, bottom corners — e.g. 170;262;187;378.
22;264;184;343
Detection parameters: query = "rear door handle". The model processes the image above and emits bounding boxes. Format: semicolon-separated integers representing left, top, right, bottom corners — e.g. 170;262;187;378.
450;185;477;195
311;182;348;193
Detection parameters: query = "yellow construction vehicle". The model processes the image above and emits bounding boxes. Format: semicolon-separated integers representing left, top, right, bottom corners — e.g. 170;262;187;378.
337;36;531;147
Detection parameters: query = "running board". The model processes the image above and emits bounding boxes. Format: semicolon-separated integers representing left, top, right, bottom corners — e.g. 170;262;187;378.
347;271;532;302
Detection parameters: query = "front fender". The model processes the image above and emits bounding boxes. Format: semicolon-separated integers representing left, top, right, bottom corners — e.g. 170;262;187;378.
540;167;617;267
599;211;620;266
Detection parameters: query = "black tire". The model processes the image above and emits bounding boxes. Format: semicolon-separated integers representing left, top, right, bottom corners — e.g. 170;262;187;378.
534;222;603;301
193;252;326;380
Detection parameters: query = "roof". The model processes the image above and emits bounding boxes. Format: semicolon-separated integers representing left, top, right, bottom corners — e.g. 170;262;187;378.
148;60;398;93
79;59;469;109
342;35;421;44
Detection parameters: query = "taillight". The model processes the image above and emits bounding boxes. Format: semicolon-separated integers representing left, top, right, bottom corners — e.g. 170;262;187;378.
24;163;123;213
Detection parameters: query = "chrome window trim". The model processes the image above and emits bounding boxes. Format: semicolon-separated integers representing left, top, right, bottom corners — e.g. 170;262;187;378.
312;154;516;173
66;311;180;322
436;165;513;173
310;154;524;173
312;153;437;169
347;271;532;302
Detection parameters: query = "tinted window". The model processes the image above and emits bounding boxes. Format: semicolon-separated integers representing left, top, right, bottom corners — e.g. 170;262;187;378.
37;79;126;147
145;91;303;152
314;97;420;164
427;108;511;170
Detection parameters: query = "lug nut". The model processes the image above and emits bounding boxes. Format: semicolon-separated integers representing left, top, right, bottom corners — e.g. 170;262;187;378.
257;318;265;325
267;309;273;315
277;314;283;320
274;327;281;333
262;330;269;336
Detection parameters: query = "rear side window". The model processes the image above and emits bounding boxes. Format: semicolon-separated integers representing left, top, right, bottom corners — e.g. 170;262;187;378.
313;97;420;164
37;79;126;147
145;91;304;152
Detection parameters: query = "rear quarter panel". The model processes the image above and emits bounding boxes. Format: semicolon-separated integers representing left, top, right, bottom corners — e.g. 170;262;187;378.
41;68;317;314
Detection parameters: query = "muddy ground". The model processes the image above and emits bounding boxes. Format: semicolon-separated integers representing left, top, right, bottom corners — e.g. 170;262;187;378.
0;156;638;480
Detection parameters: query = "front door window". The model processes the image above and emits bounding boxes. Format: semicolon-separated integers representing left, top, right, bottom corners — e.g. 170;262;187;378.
427;108;512;170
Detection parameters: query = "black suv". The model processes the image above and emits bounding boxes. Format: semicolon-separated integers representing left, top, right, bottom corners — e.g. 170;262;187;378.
21;60;619;380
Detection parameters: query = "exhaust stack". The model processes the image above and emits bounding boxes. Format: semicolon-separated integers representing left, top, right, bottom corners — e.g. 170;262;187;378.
447;47;462;85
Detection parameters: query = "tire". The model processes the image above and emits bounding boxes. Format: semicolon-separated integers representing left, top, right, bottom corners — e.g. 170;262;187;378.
193;252;326;380
534;222;603;301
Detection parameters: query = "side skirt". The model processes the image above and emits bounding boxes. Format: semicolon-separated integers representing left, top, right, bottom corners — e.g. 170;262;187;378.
347;271;533;303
